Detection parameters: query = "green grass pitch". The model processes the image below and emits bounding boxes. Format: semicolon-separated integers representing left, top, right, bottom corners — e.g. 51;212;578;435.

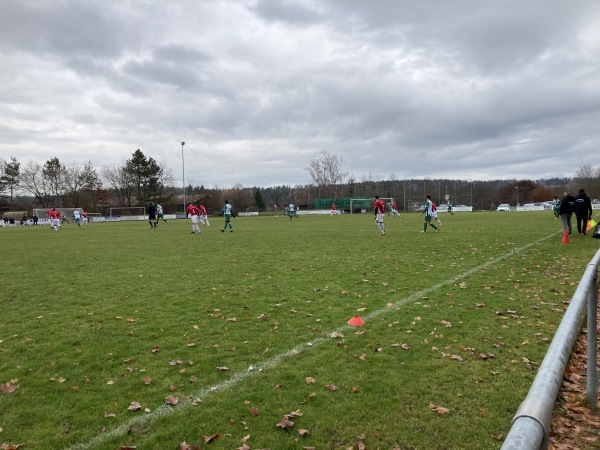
0;212;596;449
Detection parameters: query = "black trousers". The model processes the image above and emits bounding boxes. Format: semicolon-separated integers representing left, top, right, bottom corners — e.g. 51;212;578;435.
575;213;588;234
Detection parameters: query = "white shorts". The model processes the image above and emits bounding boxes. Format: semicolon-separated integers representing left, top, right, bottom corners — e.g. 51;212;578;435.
431;212;438;218
191;215;199;224
376;213;384;223
52;218;60;227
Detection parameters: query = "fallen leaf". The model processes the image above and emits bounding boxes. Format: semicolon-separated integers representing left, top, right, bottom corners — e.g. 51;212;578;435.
165;395;179;406
299;428;310;436
249;407;261;416
276;417;294;429
428;403;450;414
217;366;229;371
179;442;201;450
127;402;142;411
203;433;220;443
287;410;303;418
305;376;316;384
325;384;339;391
0;382;20;394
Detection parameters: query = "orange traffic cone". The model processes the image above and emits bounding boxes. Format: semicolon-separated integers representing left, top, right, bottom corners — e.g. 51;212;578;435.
347;316;365;327
562;230;569;244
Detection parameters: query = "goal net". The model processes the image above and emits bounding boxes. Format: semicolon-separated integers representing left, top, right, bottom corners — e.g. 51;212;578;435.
33;208;83;219
349;198;394;214
107;207;146;217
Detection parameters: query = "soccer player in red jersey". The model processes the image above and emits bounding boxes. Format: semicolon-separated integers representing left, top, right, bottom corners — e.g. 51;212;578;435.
186;202;201;234
374;195;385;236
198;203;210;227
48;208;61;231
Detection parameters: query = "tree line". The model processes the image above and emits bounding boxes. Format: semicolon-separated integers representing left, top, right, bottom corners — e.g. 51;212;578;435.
0;150;597;214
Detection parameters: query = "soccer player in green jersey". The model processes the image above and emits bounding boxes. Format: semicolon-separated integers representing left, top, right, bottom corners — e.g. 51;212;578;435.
421;195;439;233
221;200;233;232
156;203;170;225
552;196;561;219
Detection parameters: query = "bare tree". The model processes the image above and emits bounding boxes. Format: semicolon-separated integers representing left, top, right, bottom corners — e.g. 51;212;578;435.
572;164;600;197
62;161;100;207
306;151;348;198
101;163;135;206
20;160;54;207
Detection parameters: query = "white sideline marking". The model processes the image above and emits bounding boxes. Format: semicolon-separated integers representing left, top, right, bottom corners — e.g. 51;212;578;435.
68;233;555;450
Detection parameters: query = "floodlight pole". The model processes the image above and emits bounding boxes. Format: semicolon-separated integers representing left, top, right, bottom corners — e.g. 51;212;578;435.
515;186;519;208
181;142;185;214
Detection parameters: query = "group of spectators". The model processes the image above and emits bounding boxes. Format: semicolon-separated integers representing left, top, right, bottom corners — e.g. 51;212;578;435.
559;189;594;236
2;214;39;226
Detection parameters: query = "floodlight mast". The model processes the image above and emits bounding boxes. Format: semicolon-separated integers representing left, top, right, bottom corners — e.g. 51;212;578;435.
181;142;185;214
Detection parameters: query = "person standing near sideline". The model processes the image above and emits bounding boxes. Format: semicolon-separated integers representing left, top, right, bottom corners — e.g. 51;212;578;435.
221;200;234;232
447;200;454;215
421;194;440;233
559;191;576;236
186;202;201;234
147;201;157;229
374;195;385;236
574;189;593;235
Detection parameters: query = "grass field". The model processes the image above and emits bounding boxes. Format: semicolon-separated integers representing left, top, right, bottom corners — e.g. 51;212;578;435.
0;211;597;449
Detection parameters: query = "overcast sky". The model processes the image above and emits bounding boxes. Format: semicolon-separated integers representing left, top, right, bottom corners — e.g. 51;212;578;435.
1;0;599;188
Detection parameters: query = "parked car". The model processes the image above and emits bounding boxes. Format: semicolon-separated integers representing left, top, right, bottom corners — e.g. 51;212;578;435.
497;204;510;212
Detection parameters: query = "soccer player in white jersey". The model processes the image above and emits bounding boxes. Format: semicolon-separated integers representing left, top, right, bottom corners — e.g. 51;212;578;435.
73;209;82;227
420;195;440;233
156;203;170;225
220;200;233;232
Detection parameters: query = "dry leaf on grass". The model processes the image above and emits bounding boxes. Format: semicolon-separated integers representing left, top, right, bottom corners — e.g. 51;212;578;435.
428;403;450;414
276;417;295;429
165;395;179;406
203;434;220;443
127;402;142;411
0;381;20;394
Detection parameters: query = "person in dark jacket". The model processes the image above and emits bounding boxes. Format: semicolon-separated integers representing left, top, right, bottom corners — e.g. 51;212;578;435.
574;189;593;235
559;191;576;236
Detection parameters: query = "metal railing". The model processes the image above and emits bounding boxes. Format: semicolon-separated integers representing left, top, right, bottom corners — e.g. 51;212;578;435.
501;249;600;449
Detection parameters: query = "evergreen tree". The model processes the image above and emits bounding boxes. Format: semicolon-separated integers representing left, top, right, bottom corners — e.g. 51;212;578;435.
1;157;20;202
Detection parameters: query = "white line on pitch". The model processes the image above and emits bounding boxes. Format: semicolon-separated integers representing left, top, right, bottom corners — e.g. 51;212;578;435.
68;232;555;450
